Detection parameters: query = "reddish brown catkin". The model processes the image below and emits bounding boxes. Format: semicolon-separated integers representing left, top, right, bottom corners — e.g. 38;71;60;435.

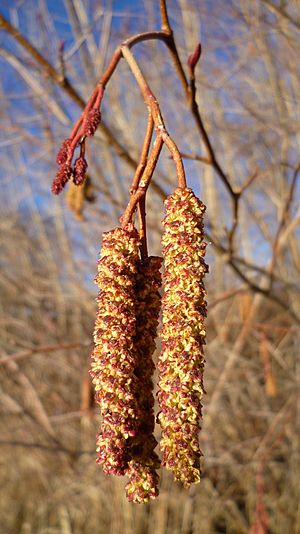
52;163;73;195
83;109;101;137
90;226;141;476
56;138;71;165
73;156;88;185
158;187;208;486
125;256;162;503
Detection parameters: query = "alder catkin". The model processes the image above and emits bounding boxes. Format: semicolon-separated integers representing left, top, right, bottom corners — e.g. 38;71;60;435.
51;163;73;194
90;226;141;476
73;156;88;185
125;256;162;503
56;138;71;165
158;187;208;486
83;109;101;137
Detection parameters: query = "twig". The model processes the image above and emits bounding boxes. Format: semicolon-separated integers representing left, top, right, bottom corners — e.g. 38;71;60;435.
58;40;66;82
0;440;94;457
209;287;249;309
0;342;90;366
262;0;300;31
159;1;190;97
159;0;172;33
138;196;148;260
129;109;154;257
0;14;167;198
159;0;240;252
122;136;164;227
206;231;300;324
179;152;212;165
253;393;297;463
240;170;259;194
130;110;154;195
228;258;300;325
268;162;300;287
121;44;186;188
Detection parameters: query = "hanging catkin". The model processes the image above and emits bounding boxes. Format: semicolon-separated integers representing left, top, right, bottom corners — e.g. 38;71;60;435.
91;225;141;476
158;187;208;486
125;256;162;503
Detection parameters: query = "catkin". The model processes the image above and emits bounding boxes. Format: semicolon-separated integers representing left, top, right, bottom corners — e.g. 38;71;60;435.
125;256;162;503
91;226;141;476
158;187;208;486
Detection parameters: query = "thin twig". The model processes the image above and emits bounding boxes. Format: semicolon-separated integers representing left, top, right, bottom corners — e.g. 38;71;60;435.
122;136;164;227
159;0;240;252
138;196;148;260
268;162;300;287
130;110;154;195
0;342;90;366
228;258;300;325
0;440;94;457
180;152;212;165
0;14;167;198
129;109;154;257
121;44;186;188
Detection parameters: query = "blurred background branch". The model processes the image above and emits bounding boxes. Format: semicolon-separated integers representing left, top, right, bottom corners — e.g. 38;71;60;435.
0;1;299;533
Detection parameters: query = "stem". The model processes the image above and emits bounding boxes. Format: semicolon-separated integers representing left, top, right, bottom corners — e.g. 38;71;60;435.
79;141;85;158
65;32;170;167
129;110;154;259
68;29;172;149
130;110;154;259
69;85;100;140
130;110;154;194
159;1;189;94
138;196;148;260
160;0;172;33
268;162;300;287
121;45;186;188
159;0;240;250
122;136;163;227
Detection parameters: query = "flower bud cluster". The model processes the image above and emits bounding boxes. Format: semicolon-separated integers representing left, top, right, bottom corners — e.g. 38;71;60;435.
53;106;100;195
73;156;88;185
52;163;73;195
158;187;208;487
91;226;141;475
125;256;162;503
83;109;101;137
56;138;71;165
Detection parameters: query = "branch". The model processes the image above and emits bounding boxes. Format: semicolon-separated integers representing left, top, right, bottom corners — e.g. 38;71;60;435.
0;440;93;457
0;47;69;125
130;110;154;195
122;136;164;227
268;162;300;286
205;229;300;323
228;258;300;325
0;14;167;199
0;342;90;365
129;109;154;257
262;0;300;31
121;45;186;188
159;1;240;251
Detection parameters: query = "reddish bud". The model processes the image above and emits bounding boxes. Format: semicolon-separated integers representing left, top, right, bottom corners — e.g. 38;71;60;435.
56;138;71;165
83;109;101;137
187;43;202;72
73;156;88;185
52;163;73;194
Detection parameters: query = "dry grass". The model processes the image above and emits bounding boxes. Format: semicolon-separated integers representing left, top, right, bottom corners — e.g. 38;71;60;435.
0;221;298;533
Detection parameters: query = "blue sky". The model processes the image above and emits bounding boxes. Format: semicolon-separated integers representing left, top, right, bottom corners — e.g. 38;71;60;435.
1;0;299;284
